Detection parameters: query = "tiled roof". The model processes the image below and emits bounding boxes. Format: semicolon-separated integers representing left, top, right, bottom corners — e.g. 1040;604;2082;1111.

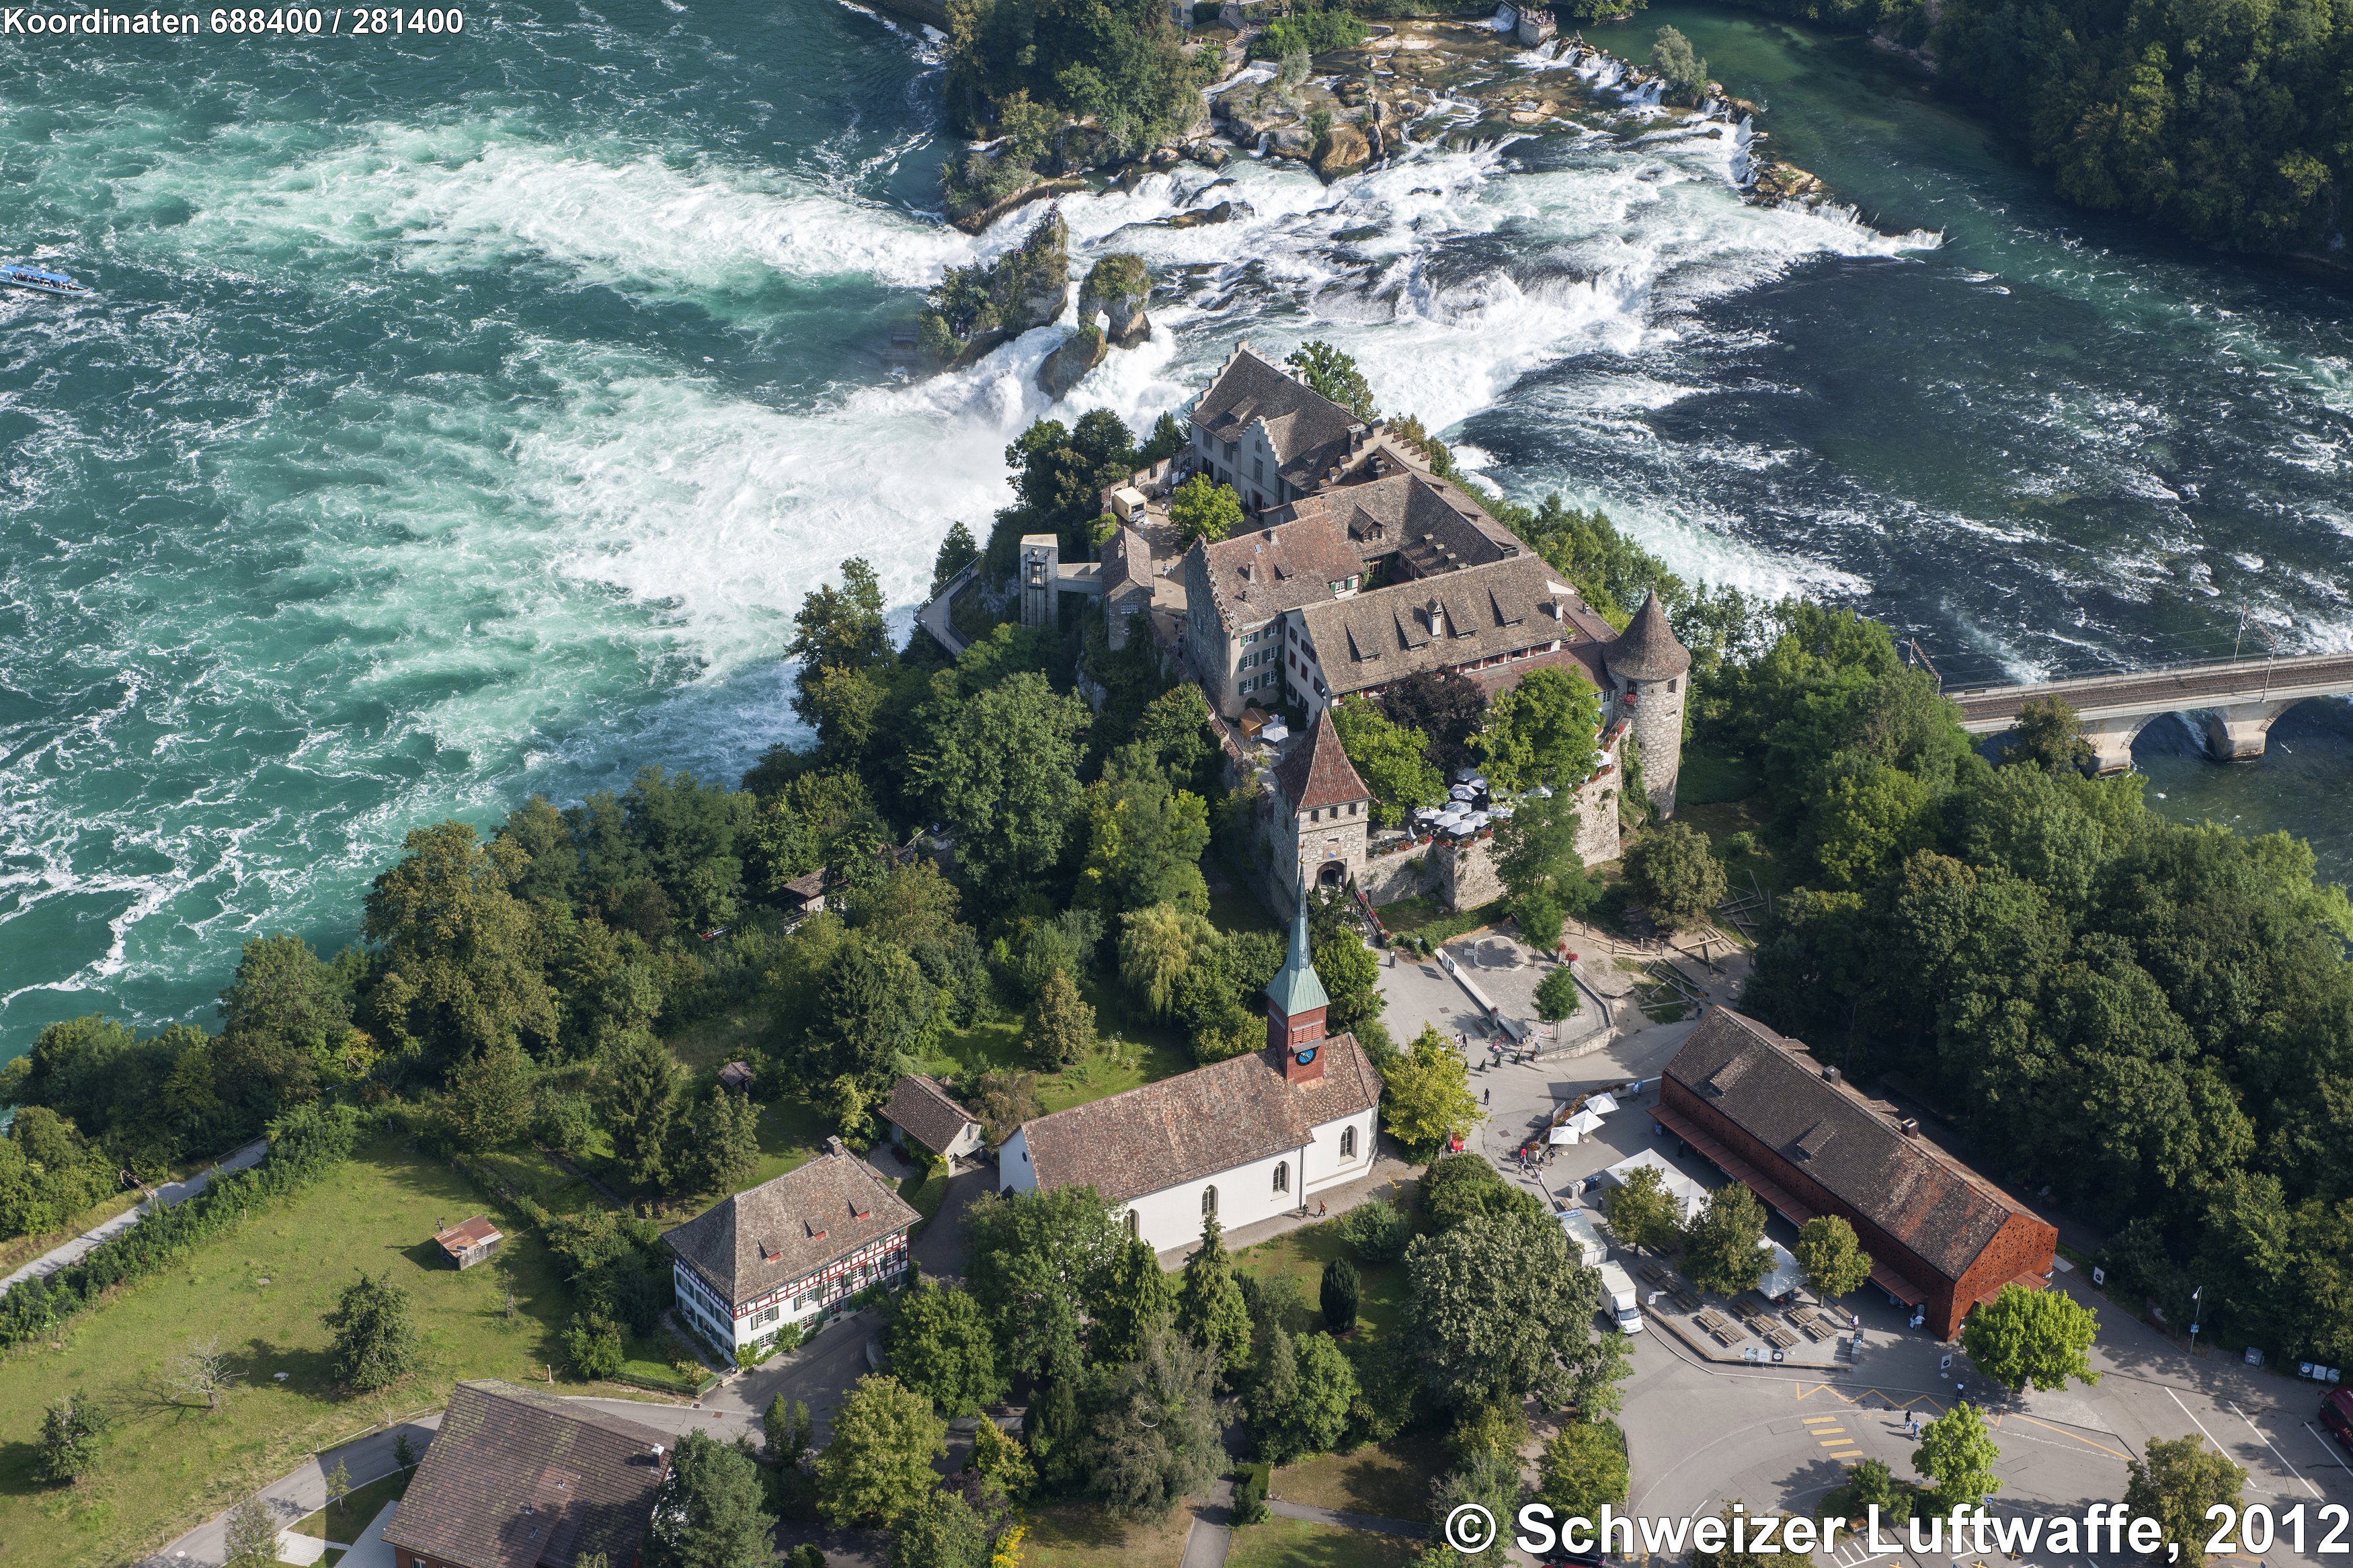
1604;590;1691;680
1277;470;1521;574
881;1075;981;1157
1020;1037;1382;1206
381;1380;670;1568
1273;707;1369;813
1663;1011;2024;1282
1295;556;1611;699
663;1143;920;1307
1190;518;1366;630
1101;525;1152;603
1190;344;1367;487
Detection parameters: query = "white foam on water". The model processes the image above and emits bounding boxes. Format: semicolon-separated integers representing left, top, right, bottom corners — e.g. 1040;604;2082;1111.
122;116;981;297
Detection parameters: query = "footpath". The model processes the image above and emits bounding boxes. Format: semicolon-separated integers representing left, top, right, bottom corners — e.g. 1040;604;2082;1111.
0;1137;268;1301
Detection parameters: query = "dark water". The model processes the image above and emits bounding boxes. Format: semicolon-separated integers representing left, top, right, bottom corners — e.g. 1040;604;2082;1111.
2;0;2346;1058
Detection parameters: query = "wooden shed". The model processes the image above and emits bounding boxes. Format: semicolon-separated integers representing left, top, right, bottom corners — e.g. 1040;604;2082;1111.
434;1215;504;1270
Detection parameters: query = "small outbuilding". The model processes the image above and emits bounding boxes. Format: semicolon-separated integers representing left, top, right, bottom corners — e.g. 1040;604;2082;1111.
779;869;828;924
880;1075;986;1169
718;1060;756;1094
434;1215;504;1270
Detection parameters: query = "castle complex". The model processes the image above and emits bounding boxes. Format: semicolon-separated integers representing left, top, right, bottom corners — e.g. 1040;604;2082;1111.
1010;342;1689;914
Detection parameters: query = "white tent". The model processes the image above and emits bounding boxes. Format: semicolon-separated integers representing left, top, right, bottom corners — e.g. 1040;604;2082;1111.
1599;1149;1710;1225
1758;1239;1802;1300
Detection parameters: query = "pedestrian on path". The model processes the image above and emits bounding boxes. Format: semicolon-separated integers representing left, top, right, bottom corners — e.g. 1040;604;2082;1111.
1484;1087;1492;1106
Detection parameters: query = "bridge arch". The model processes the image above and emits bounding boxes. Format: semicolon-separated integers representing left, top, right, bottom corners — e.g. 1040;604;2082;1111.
1951;654;2353;774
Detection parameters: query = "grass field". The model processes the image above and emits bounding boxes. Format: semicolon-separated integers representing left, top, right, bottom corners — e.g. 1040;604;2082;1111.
290;1463;411;1544
1225;1515;1423;1568
1378;895;1499;948
1270;1433;1444;1523
1230;1219;1408;1339
0;1132;661;1568
1023;1498;1197;1568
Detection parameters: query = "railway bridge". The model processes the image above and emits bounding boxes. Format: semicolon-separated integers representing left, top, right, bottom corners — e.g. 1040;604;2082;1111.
1950;652;2353;773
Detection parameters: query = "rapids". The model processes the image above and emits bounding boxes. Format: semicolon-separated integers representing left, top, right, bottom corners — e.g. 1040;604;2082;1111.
0;0;2346;1053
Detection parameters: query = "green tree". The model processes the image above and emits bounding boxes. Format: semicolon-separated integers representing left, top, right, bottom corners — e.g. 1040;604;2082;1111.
1536;1420;1629;1520
930;521;982;600
1175;1214;1252;1374
1284;341;1378;421
1536;966;1582;1024
1650;26;1706;101
1247;1324;1359;1462
33;1391;105;1485
1382;669;1486;776
322;1273;421;1393
1312;932;1384;1037
1687;1508;1814;1568
1092;1236;1176;1363
1794;1214;1872;1300
222;1495;278;1568
1168;473;1244;545
1423;1153;1548;1233
361;820;557;1073
2006;696;2094;773
810;940;942;1089
1119;902;1212;1016
1025;968;1096;1069
1681;1184;1769;1297
1402;1210;1605;1409
1320;1256;1360;1333
565;1313;627;1380
596;1028;679;1190
964;1186;1125;1379
1913;1402;2002;1512
1961;1282;2100;1393
217;932;350;1100
788;556;890;729
1066;1324;1228;1518
891;1489;991;1568
969;1417;1038;1501
1477;666;1603;792
1494;787;1597;951
766;1395;816;1468
2123;1435;2246;1568
1622;821;1727;931
815;1374;949;1526
1078;750;1211;915
672;1082;762;1198
643;1428;778;1568
1381;1026;1482;1159
1825;1456;1916;1526
885;1275;1007;1415
912;670;1091;894
1330;697;1444;826
447;1038;532;1149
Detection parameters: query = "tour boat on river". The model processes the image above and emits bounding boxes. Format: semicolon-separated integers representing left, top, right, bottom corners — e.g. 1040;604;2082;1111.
3;262;93;297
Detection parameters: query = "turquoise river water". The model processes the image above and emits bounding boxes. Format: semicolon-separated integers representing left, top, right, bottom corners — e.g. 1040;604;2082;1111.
1;1;2348;1056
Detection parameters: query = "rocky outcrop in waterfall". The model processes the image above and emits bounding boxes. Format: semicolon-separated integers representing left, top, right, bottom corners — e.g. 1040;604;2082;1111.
1078;255;1153;348
1037;323;1108;398
916;208;1070;368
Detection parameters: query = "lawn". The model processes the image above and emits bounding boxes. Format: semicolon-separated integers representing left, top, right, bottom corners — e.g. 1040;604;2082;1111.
290;1464;411;1544
1023;1498;1197;1568
1271;1433;1444;1523
1675;740;1759;807
1226;1515;1423;1568
1209;868;1277;936
0;1132;654;1568
1378;895;1499;948
1230;1218;1408;1340
922;975;1193;1118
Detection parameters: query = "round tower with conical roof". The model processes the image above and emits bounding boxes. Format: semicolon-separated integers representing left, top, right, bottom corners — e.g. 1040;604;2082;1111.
1603;590;1691;819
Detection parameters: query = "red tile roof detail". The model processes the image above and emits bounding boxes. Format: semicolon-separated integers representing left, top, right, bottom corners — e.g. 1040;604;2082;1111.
1274;707;1369;814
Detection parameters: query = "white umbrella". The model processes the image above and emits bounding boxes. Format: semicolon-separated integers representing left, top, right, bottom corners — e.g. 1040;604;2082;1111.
1548;1125;1577;1145
1585;1092;1620;1116
1566;1108;1604;1136
1450;784;1476;800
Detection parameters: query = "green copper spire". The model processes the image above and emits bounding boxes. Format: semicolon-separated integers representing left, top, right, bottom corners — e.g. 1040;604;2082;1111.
1266;887;1328;1018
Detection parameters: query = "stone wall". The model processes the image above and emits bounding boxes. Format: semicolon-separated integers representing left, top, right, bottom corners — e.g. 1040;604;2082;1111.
1360;843;1429;905
1437;837;1505;912
1575;743;1624;867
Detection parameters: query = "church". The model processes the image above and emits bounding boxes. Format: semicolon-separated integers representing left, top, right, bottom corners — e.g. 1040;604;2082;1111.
996;896;1382;1255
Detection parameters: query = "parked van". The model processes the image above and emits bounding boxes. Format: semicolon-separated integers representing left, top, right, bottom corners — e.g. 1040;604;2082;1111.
1598;1260;1643;1334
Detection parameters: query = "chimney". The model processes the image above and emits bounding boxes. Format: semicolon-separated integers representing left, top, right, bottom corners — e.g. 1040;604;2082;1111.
1427;596;1445;638
826;1135;847;1158
1822;1066;1841;1084
1899;1118;1919;1138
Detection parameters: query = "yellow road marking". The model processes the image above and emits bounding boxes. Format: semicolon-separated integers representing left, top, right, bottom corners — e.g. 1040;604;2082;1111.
1802;1416;1840;1426
1818;1438;1852;1447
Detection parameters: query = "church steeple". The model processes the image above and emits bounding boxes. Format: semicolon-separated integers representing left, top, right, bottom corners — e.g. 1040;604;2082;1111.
1266;888;1329;1081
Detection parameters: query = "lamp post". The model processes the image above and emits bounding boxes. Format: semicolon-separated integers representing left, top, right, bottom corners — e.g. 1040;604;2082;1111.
2188;1284;2204;1352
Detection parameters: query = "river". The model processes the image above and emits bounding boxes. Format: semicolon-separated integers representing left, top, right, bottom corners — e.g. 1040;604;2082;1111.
1;0;2348;1056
